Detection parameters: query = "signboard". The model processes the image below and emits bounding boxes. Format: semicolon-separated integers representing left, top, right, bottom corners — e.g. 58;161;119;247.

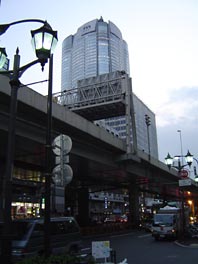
52;164;73;186
179;169;188;178
179;178;191;187
92;241;110;259
52;134;72;156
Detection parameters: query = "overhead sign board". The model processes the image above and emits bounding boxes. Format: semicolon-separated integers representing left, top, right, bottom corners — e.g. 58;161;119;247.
179;178;191;187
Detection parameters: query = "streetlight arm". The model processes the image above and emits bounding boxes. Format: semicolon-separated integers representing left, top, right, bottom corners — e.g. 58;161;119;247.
16;58;41;78
0;58;42;80
0;19;48;36
171;164;188;171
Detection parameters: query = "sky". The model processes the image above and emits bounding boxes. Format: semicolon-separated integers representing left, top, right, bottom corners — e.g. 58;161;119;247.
0;0;197;168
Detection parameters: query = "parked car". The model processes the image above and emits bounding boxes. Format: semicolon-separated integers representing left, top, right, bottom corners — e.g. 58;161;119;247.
118;215;128;223
0;217;82;261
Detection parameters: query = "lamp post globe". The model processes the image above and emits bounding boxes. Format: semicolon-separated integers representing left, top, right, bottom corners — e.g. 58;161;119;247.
0;47;7;68
165;153;173;169
195;176;198;183
185;150;193;166
31;22;58;70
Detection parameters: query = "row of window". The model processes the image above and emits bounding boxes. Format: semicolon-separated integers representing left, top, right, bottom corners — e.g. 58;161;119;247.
14;167;42;182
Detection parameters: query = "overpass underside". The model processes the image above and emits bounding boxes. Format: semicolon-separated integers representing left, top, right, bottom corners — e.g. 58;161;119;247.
66;99;125;121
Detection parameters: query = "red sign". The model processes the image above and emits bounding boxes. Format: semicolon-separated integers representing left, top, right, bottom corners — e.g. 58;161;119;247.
179;169;188;178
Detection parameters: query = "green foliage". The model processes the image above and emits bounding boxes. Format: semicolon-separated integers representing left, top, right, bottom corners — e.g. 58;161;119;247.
16;254;96;264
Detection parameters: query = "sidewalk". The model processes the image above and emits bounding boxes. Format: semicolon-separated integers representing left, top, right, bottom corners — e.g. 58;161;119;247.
175;237;198;248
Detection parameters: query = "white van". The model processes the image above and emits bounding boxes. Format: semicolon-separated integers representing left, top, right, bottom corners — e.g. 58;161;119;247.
10;217;82;260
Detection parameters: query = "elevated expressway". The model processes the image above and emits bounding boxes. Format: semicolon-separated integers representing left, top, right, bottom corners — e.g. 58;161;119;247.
2;74;198;226
0;74;181;197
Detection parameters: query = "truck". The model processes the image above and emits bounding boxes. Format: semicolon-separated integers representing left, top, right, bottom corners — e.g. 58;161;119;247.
151;205;187;240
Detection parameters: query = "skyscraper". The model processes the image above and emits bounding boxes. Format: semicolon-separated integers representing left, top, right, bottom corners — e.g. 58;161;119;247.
61;17;130;90
61;17;158;158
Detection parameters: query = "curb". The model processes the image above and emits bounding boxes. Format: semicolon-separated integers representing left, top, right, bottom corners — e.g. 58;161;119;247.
175;240;198;248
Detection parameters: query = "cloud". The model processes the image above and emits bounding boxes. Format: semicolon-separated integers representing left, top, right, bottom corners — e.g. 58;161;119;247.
156;86;198;127
155;86;198;161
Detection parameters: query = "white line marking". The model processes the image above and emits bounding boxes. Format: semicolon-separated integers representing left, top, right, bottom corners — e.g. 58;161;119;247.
138;234;152;238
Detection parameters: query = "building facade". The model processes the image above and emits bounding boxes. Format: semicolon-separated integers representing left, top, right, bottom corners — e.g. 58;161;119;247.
61;17;158;159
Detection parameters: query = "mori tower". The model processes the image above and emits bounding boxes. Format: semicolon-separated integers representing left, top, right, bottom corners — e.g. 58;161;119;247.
61;17;158;158
61;17;129;90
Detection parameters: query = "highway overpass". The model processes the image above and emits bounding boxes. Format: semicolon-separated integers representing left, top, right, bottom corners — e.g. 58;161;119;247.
0;75;179;188
1;74;196;225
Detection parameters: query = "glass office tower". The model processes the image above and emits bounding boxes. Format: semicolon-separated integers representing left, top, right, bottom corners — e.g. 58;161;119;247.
62;17;129;90
61;17;158;158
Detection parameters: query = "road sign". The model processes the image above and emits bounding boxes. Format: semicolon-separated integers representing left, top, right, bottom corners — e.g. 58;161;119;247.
52;164;73;186
179;169;188;178
92;241;110;259
52;134;72;156
179;178;191;187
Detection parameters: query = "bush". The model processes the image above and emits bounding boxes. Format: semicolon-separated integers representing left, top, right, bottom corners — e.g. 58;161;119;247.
16;254;96;264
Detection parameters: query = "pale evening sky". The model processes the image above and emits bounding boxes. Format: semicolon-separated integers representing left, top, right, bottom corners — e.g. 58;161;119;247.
0;0;197;167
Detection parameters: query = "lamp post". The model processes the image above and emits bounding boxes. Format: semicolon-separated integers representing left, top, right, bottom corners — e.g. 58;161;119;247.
164;150;194;238
145;114;151;160
177;130;184;165
0;19;57;263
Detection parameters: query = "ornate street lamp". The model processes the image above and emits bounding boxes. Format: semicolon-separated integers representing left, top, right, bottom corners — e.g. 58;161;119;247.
185;150;193;166
165;150;193;171
164;153;173;169
0;19;57;263
164;150;198;238
195;175;198;183
31;23;58;70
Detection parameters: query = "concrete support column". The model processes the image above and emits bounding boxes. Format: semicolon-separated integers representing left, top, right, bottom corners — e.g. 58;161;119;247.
52;186;65;214
128;184;140;228
64;186;77;217
77;187;89;227
76;158;89;227
0;159;6;221
129;78;138;154
123;74;138;154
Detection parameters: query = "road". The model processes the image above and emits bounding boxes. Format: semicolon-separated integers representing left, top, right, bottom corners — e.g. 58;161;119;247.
82;229;198;263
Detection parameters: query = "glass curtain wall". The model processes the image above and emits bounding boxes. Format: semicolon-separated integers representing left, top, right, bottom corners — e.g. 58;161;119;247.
98;21;109;75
